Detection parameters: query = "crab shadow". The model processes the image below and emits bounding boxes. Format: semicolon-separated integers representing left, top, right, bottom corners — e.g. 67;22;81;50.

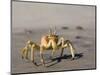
46;53;83;67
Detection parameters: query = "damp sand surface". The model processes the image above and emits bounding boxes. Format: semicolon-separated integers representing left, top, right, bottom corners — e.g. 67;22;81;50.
11;27;96;74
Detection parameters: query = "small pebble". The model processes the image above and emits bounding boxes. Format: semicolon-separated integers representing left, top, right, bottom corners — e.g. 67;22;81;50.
76;26;84;30
61;26;69;30
75;36;82;39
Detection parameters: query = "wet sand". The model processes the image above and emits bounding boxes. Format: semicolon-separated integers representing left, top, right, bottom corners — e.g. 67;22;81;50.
11;28;96;74
11;1;96;74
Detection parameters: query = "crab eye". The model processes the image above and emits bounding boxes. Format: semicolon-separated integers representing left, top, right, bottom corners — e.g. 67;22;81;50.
32;44;35;47
27;40;31;44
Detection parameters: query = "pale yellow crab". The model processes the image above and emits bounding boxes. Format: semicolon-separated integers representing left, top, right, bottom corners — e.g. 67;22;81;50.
21;28;75;66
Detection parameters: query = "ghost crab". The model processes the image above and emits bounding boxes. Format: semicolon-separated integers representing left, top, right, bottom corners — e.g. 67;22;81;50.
21;28;75;66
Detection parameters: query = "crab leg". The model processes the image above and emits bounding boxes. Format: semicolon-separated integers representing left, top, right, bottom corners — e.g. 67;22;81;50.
30;46;34;62
69;44;75;59
24;47;28;59
40;46;45;66
67;40;75;59
60;48;64;57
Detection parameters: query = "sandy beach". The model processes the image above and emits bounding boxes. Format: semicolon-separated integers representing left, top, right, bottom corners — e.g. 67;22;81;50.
11;1;96;74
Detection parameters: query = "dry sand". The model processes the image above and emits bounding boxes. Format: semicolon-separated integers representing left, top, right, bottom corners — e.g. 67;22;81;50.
11;1;96;74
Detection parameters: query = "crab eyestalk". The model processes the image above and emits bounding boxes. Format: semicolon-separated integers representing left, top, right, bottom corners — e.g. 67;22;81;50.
49;27;53;35
53;26;56;35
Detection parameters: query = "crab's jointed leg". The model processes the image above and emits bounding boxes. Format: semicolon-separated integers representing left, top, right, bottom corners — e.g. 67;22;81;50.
63;40;75;59
40;46;45;66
